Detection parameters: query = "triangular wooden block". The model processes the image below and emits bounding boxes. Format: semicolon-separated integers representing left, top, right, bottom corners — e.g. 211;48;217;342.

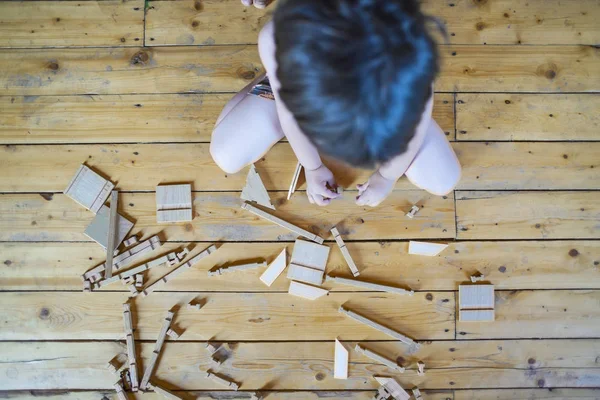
241;165;275;210
408;241;448;256
260;248;287;287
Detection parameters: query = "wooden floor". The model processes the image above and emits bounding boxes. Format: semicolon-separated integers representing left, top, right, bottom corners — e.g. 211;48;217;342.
0;0;599;399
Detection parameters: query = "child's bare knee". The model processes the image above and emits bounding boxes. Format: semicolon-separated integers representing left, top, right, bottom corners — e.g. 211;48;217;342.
210;139;244;174
429;163;461;196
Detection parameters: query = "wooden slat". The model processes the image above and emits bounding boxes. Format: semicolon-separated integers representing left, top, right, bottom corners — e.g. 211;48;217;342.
0;292;454;341
0;46;263;96
0;46;597;95
1;340;598;390
0;0;144;48
456;191;600;240
3;142;596;192
458;290;600;339
429;0;600;45
2;241;599;291
146;0;272;46
454;142;600;190
0;192;454;242
0;93;454;144
455;389;600;399
456;94;600;141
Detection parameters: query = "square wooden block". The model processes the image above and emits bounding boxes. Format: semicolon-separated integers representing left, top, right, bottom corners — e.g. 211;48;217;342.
64;164;114;213
290;239;330;271
459;284;495;310
156;184;192;223
84;205;134;250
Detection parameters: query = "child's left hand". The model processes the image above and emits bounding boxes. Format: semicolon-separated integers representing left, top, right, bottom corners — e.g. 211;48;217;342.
355;170;396;207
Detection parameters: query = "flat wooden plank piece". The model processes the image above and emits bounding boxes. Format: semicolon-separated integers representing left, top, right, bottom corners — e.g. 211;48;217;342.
259;248;287;287
241;164;275;210
290;239;330;271
288;281;328;300
84;205;134;251
286;264;324;286
64;164;114;213
334;339;348;380
104;191;119;279
459;309;496;322
459;285;495;310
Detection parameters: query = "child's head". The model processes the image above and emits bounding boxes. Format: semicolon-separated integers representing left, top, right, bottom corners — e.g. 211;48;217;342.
273;0;439;168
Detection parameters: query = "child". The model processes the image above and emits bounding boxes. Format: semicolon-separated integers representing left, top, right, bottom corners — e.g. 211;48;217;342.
211;0;460;207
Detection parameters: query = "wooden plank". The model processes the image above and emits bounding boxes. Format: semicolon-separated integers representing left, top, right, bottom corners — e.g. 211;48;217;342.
455;389;600;399
426;0;600;45
456;191;600;240
457;290;600;339
3;240;598;292
1;340;598;390
0;192;454;242
456;94;600;141
0;292;454;341
0;94;453;144
146;0;272;46
0;46;597;95
0;46;263;96
0;0;144;48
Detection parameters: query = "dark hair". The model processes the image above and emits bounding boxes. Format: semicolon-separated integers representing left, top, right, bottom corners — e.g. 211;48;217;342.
273;0;439;168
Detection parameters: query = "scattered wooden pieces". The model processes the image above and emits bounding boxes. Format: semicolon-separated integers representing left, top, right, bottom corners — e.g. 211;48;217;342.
141;245;217;297
459;309;496;322
373;377;411;400
122;302;139;392
104;191;119;279
290;239;330;271
166;328;181;340
114;381;129;400
140;310;175;390
259;248;287;287
325;275;413;296
208;260;267;276
287;263;325;286
241;202;324;244
405;205;420;219
148;382;184;400
288;281;329;300
339;306;418;349
205;370;239;390
156;184;193;223
122;235;139;248
459;284;495;322
408;241;448;256
334;338;348;380
417;361;425;376
287;162;302;200
412;387;423;400
330;227;360;277
64;164;114;214
355;344;405;372
470;274;486;283
241;164;275;210
84;204;134;251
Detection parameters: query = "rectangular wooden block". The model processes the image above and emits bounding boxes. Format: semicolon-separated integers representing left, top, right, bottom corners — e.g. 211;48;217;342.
64;164;114;213
330;227;360;277
156;184;192;210
84;204;133;251
459;285;495;310
286;263;324;286
157;209;193;223
288;281;328;300
459;309;496;322
334;339;348;379
290;239;330;271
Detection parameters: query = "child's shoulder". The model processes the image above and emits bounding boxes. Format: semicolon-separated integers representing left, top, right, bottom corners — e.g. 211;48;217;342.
258;21;277;76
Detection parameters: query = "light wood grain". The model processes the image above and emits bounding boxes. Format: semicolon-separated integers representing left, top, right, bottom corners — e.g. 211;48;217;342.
0;192;455;242
456;191;600;240
0;46;263;96
0;93;454;144
457;290;600;339
0;292;454;341
1;340;598;390
428;0;600;45
0;0;144;48
2;241;599;291
456;94;600;141
455;389;600;399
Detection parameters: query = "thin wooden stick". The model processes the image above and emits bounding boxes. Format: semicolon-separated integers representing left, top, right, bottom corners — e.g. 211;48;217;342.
355;344;405;372
123;302;139;391
105;190;119;279
326;275;413;296
140;310;174;390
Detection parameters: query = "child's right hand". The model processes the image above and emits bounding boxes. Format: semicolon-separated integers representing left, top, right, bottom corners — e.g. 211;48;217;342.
304;164;340;206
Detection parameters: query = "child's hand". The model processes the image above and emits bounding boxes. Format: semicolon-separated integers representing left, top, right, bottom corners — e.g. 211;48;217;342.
356;170;396;207
304;164;340;206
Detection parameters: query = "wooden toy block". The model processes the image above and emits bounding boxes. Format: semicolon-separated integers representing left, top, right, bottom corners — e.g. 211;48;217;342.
334;338;348;380
417;361;425;376
459;309;495;322
205;370;239;390
122;276;135;285
82;280;91;292
339;306;418;349
106;354;127;375
104;191;119;279
287;162;302;200
148;382;184;400
260;248;287;287
241;202;324;244
326;276;413;296
286;263;324;286
84;204;134;252
470;274;485;283
89;273;102;283
64;164;114;214
122;235;139;248
156;184;193;223
135;274;143;288
241;164;275;210
187;299;202;310
355;344;405;372
250;393;263;400
459;284;495;310
140;310;175;390
141;245;217;297
290;239;330;271
122;303;139;392
408;241;448;256
166;328;181;339
176;247;190;261
412;388;422;399
405;205;420;219
330;227;360;277
205;342;220;354
113;381;129;400
373;377;410;400
208;260;267;276
288;281;329;300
